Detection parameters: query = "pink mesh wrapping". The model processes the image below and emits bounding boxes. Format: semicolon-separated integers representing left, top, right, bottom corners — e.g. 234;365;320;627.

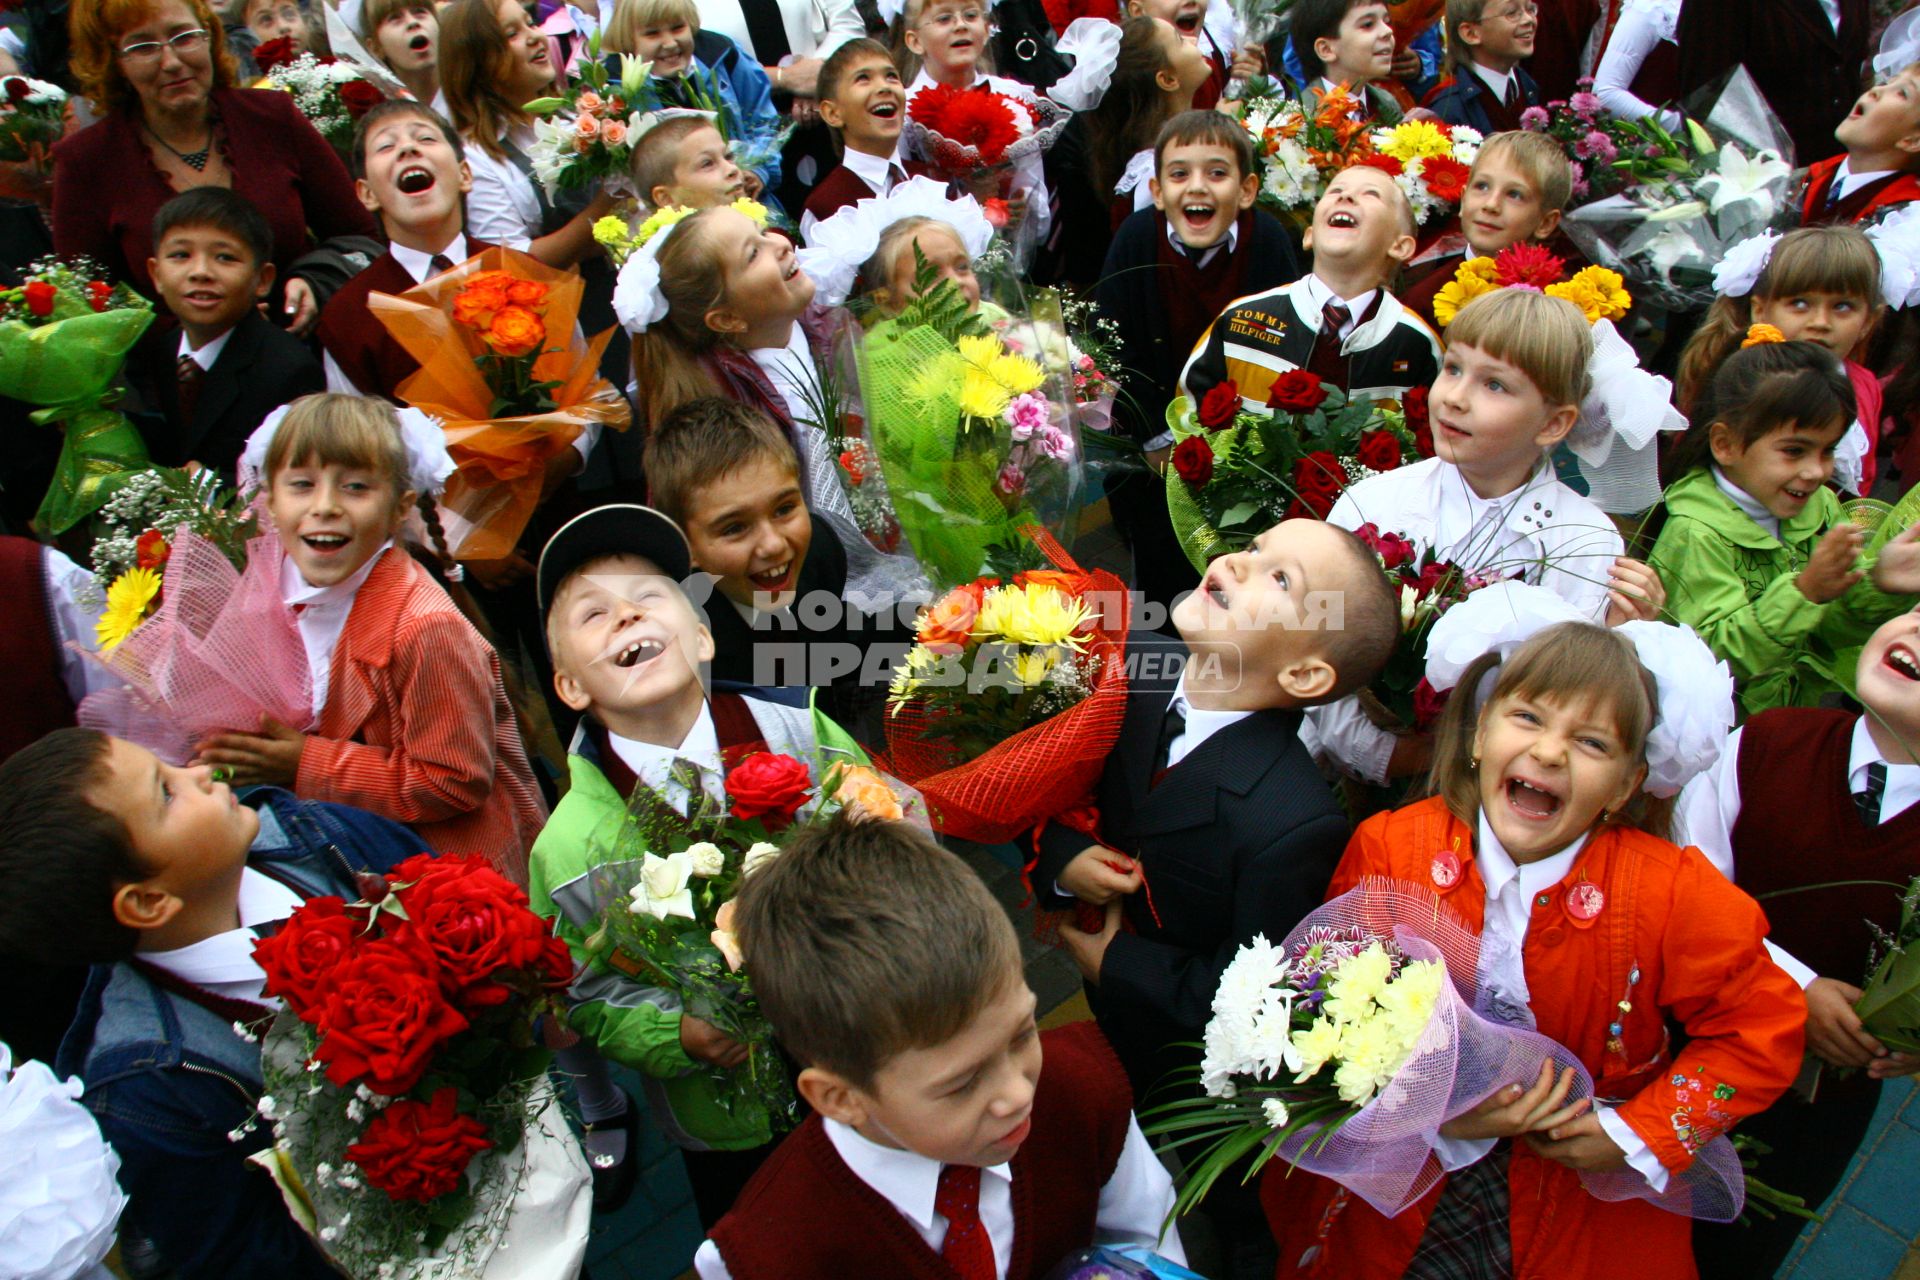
1272;880;1745;1222
78;530;313;764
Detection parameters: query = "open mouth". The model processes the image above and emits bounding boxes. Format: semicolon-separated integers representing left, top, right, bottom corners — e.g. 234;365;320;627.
1436;418;1471;442
1202;568;1230;610
396;164;435;194
1175;6;1201;32
1886;642;1920;681
1181;202;1218;232
612;636;665;669
302;533;350;555
749;561;794;592
1325;209;1359;229
869;98;899;119
408;32;429;50
1782;485;1813;504
1505;776;1562;820
183;288;224;307
782;258;800;281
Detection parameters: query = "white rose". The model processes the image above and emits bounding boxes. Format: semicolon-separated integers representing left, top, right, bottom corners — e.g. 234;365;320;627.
630;851;697;919
685;841;726;878
741;842;782;877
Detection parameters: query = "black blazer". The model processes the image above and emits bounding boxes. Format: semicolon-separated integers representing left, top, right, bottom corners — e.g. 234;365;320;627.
1033;633;1349;1097
1424;65;1543;136
1675;0;1869;168
136;310;324;477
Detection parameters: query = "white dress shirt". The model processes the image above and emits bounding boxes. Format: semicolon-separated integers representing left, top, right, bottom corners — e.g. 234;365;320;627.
283;541;393;721
1592;0;1683;125
463;124;544;252
798;143;910;243
1827;158;1900;205
141;867;305;1007
1293;272;1379;342
692;0;863;66
178;326;233;373
1165;675;1255;771
692;1112;1184;1278
1470;62;1517;108
905;69;1053;245
604;702;725;815
1675;717;1920;989
1162;217;1241;270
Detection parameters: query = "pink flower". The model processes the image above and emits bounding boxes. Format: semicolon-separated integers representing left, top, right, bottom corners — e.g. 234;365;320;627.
1569;91;1603;116
1004;392;1049;441
577;91;603;112
1032;425;1074;461
1571;175;1590;199
1519;105;1550;130
1574;129;1616;162
996;461;1027;497
601;119;628;146
1643;142;1664;158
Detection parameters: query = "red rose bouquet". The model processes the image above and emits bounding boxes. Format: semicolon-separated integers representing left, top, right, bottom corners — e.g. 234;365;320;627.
1162;375;1424;570
262;51;388;150
243;854;592;1278
906;81;1069;178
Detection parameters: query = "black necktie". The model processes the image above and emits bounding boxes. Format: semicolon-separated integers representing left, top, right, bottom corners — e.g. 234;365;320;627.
1856;760;1887;824
177;353;205;423
1503;77;1520;111
1151;698;1186;786
428;253;454;277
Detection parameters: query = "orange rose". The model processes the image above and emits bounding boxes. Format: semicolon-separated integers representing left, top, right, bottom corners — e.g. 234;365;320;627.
574;114;601;140
484;305;546;357
825;762;905;823
505;278;548;308
916;578;996;651
601;119;629;147
452;274;510;329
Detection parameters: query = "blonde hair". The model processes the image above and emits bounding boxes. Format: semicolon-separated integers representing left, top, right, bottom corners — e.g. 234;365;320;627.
1444;289;1594;407
630;208;733;427
1471;131;1574;214
628;115;721;209
889;0;995;87
1676;225;1882;414
1426;622;1668;837
437;0;540;161
602;0;699;54
860;215;969;308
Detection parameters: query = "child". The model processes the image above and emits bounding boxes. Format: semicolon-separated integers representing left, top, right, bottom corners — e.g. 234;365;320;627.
1095;109;1302;616
630;115;750;213
1084;17;1213;224
1033;517;1399;1098
0;728;423;1278
1262;613;1806;1279
1677;225;1885;492
1423;0;1543;134
1290;0;1402;121
194;393;548;880
1318;290;1661;784
1180;163;1438;413
528;502;866;1228
244;0;309;60
1802;64;1920;226
696;813;1186;1277
142;188;324;478
361;0;442;113
1126;0;1266;111
603;0;782;200
801;38;919;240
1678;610;1920;1280
1652;341;1920;717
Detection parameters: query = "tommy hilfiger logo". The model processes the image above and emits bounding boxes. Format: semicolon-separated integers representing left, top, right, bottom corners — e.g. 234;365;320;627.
1227;311;1288;341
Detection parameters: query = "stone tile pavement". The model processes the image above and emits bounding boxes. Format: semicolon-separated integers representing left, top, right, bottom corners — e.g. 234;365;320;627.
1779;1076;1920;1280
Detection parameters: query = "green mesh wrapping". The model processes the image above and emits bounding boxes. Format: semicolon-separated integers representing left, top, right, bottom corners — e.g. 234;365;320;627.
1162;395;1288;572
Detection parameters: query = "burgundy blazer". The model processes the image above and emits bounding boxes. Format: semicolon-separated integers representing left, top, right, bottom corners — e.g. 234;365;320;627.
1675;0;1869;167
51;88;377;300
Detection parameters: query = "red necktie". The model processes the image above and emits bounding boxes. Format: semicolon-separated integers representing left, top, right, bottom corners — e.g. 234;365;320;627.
428;253;455;276
177;353;205;423
935;1164;995;1280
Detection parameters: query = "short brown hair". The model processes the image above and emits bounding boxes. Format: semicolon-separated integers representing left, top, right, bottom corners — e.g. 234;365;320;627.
1318;523;1400;701
817;37;896;111
1444;289;1593;407
353;98;466;179
629;114;721;209
1153;108;1256;182
1471;131;1574;214
732;812;1024;1088
603;0;700;54
69;0;240;116
644;397;799;526
1444;0;1490;72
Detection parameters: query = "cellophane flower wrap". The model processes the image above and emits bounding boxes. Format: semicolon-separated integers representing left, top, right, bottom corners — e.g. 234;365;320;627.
1517;76;1709;205
1856;873;1920;1056
1144;879;1746;1222
882;529;1131;843
0;255;154;533
244;853;591;1280
1162;374;1422;571
76;528;314;765
87;465;259;649
1559;66;1796;310
264;51;386;149
524;36;653;199
367;246;631;560
580;756;928;1128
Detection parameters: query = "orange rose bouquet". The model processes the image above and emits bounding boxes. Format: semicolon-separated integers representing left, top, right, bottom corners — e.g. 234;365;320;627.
368;247;631;560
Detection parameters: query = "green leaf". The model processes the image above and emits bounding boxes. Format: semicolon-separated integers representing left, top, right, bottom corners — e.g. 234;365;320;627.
1218;501;1263;528
522;97;569;115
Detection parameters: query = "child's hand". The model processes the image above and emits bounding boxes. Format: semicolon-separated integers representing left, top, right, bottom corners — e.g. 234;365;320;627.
1870;521;1920;595
1524;1109;1629;1172
1437;1060;1588;1141
1058;845;1141;905
1604;557;1667;625
1797;524;1866;603
1805;976;1886;1069
680;1015;750;1069
1059;897;1123;985
1869;1053;1920;1079
194;714;306;787
742;170;766;199
1229;43;1266;80
282;278;319;337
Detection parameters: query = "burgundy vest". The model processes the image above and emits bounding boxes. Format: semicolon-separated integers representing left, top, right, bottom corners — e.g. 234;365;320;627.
0;537;78;764
802;160;937;227
316;241;496;400
1158;209;1258;372
588;691;772;801
708;1022;1134;1280
1729;708;1920;981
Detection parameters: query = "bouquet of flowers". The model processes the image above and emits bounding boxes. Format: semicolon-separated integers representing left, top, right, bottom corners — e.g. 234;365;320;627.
1856;873;1920;1055
0;255;154;534
1045;289;1123;437
582;754;923;1125
263;51;386;149
907;82;1069;177
1362;117;1483;225
1428;241;1633;327
367;246;631;560
1516;78;1719;205
882;531;1132;842
524;36;652;199
0;74;65;161
243;853;591;1279
1145;880;1747;1220
89;465;258;648
1161;373;1422;571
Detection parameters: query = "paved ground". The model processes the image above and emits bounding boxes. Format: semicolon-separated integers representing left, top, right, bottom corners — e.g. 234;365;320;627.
1778;1075;1920;1280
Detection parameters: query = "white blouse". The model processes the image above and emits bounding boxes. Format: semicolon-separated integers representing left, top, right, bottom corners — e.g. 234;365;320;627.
694;0;864;66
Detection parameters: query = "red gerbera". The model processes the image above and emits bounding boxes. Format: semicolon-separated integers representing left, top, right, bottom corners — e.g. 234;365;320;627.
1419;155;1471;204
910;84;1022;166
1354;153;1404;177
1492;241;1568;291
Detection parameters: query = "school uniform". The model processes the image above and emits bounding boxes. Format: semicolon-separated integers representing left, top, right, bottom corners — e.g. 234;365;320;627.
695;1022;1183;1279
134;310;323;479
1679;708;1920;1278
798;146;932;243
1799;154;1920;227
1422;61;1543;135
1675;0;1868;167
1179;274;1443;413
317;234;494;399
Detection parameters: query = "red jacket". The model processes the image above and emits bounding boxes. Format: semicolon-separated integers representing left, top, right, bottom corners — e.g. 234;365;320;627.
1799;154;1920;226
1263;798;1806;1280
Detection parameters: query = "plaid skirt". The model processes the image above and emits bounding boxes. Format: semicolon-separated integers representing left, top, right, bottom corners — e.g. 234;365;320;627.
1402;1143;1514;1280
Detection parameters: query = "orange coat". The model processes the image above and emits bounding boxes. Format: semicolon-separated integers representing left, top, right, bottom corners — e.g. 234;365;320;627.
294;548;546;883
1263;798;1806;1280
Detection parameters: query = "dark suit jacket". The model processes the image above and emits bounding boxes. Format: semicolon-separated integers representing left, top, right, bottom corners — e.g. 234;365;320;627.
1676;0;1868;168
1423;65;1543;135
135;309;325;477
1033;633;1349;1097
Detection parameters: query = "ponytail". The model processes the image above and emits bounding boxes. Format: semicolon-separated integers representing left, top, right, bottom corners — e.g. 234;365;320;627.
1674;295;1751;418
629;206;735;428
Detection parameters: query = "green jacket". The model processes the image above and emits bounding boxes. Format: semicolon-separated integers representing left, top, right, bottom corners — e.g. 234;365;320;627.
1650;468;1917;717
526;689;866;1151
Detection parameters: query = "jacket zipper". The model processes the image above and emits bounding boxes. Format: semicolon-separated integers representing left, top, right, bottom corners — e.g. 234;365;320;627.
180;1059;259;1106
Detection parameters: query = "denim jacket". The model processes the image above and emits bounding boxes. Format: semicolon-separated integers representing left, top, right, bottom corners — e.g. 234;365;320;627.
55;789;425;1279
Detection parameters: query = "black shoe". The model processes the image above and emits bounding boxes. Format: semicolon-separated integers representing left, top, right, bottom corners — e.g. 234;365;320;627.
584;1088;639;1214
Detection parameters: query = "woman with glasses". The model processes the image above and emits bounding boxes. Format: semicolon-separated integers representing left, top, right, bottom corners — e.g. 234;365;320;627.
51;0;376;334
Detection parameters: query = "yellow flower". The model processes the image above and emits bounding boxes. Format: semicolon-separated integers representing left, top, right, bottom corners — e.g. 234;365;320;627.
955;332;1006;370
971;583;1092;648
1545;265;1632;323
1376;119;1453;162
1741;322;1786;348
987;351;1045;396
592;215;630;249
1011;648;1060;687
96;566;162;650
634;204;695;247
958;369;1014;420
730;197;770;225
1431;255;1500;327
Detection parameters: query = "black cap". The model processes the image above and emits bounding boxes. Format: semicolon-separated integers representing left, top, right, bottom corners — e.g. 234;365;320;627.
536;504;694;616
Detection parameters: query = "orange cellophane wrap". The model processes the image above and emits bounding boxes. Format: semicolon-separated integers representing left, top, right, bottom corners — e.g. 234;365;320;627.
880;527;1131;845
366;246;631;561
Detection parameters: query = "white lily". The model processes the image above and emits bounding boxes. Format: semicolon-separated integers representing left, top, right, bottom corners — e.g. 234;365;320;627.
629;851;698;920
1697;144;1790;217
620;56;653;100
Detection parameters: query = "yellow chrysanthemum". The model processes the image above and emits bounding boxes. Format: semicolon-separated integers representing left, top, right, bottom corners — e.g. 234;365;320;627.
730;197;770;225
971;583;1091;649
956;333;1006;369
96;567;162;651
592;215;630;248
987;351;1045;396
958;369;1014;420
634;204;695;247
1011;648;1060;687
1741;322;1786;348
1544;265;1632;323
1376;119;1453;162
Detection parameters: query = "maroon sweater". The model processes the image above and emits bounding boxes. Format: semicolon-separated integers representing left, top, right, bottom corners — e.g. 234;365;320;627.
1729;708;1920;982
317;241;497;400
707;1022;1134;1279
0;537;77;765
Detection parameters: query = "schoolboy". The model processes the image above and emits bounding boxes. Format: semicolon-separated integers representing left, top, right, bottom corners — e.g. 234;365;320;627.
0;729;422;1279
243;0;309;60
1180;163;1440;413
529;503;866;1227
695;814;1185;1278
801;39;923;242
1802;64;1920;226
318;100;486;399
134;188;323;478
630;115;749;213
1290;0;1402;121
1096;109;1303;617
1422;0;1543;134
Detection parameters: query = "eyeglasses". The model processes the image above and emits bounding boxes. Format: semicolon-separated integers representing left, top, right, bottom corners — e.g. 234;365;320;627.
118;29;211;63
